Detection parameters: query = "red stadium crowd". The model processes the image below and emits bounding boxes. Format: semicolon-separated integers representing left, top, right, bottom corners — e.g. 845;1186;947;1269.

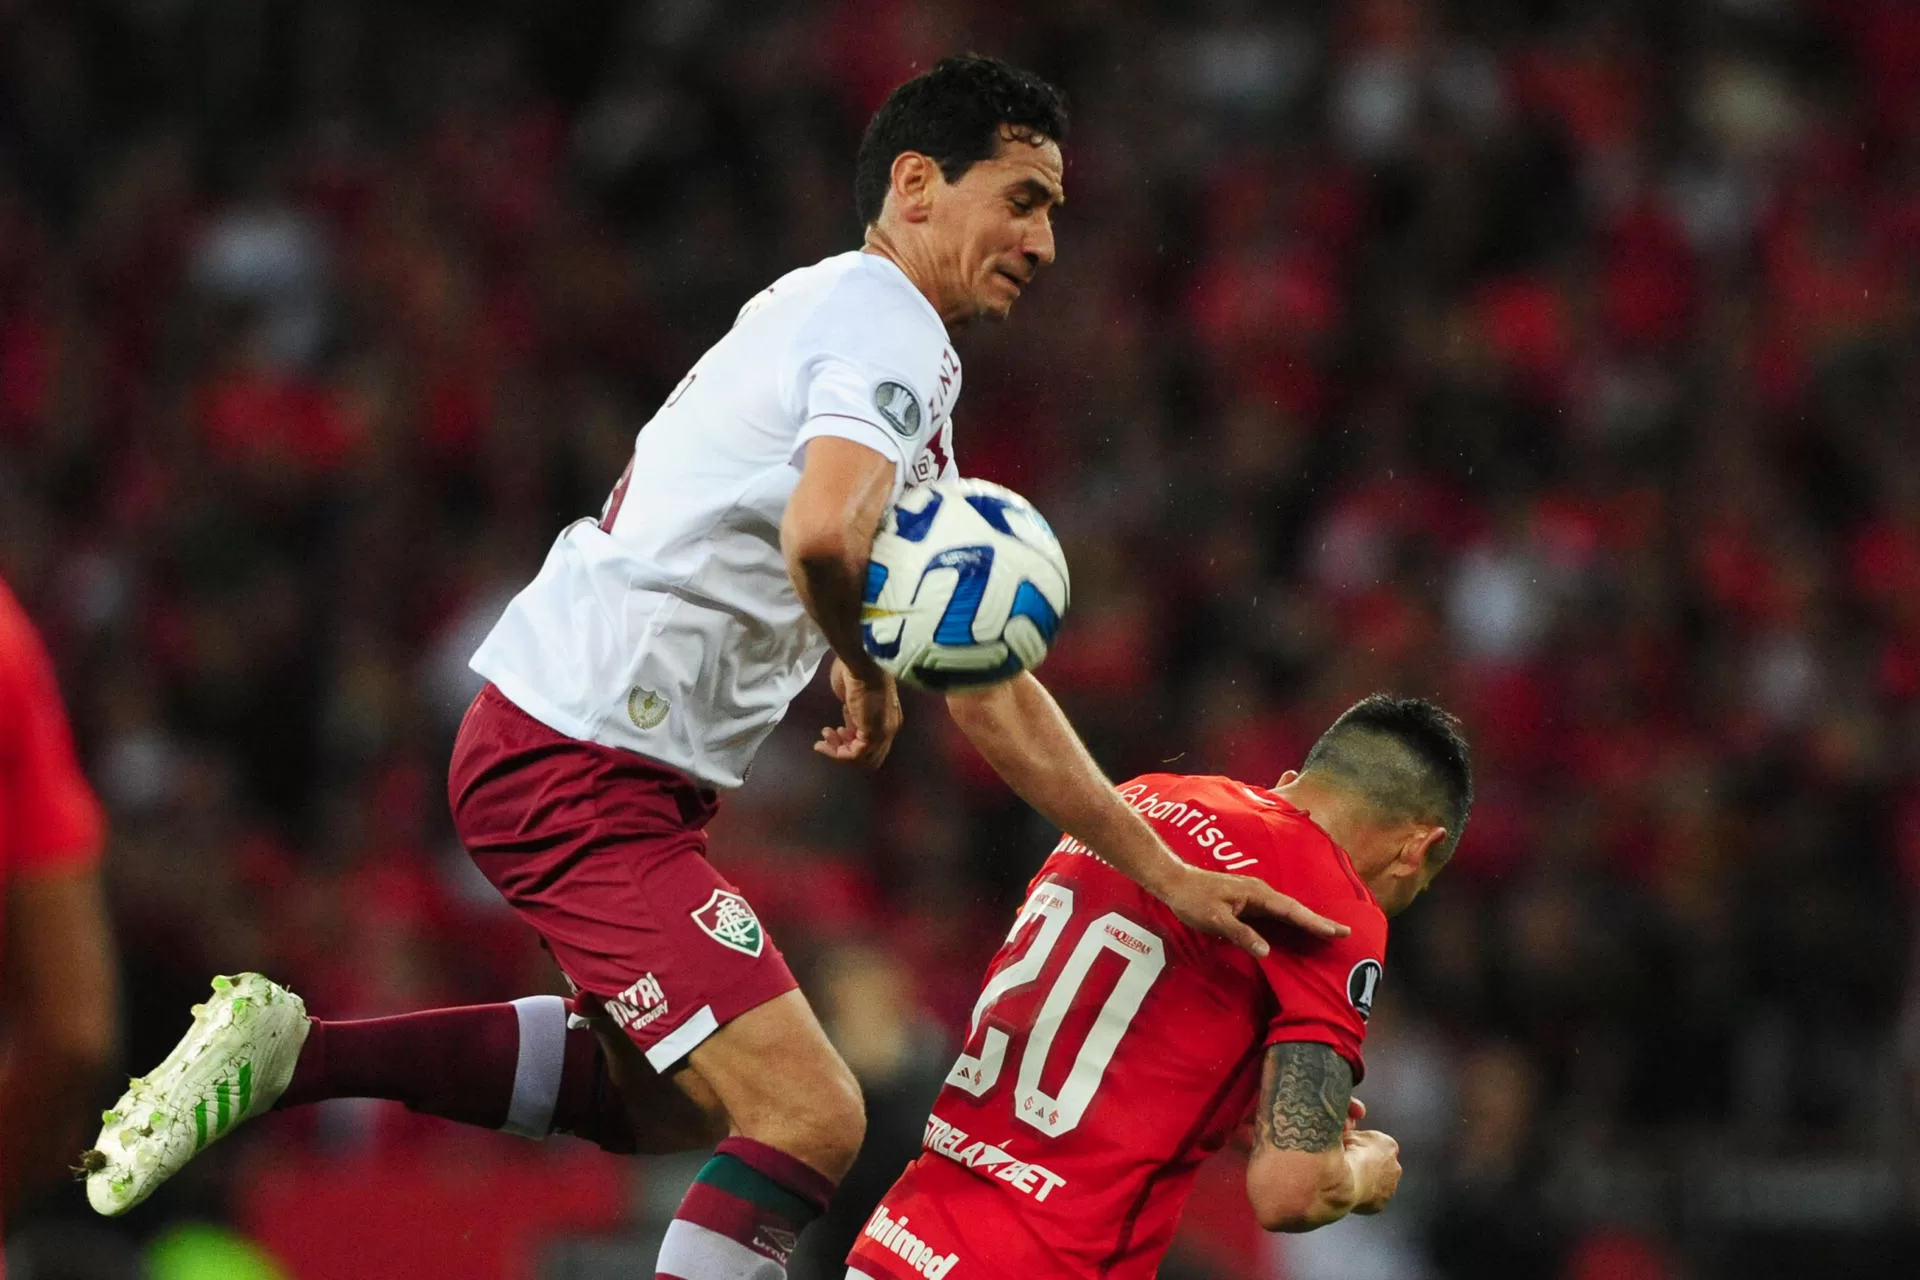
1;2;1917;1278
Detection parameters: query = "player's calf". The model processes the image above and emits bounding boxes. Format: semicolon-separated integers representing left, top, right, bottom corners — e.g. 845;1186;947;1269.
270;993;649;1153
653;991;866;1280
589;1017;731;1153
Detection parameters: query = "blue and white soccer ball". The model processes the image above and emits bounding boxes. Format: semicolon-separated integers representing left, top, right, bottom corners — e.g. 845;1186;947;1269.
861;478;1070;691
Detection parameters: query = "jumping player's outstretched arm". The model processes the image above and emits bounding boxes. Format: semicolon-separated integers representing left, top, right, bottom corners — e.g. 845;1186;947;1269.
1245;1042;1401;1232
945;674;1349;956
784;436;904;769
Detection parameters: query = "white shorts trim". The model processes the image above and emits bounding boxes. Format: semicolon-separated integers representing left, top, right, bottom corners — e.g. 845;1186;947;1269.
502;995;567;1138
644;1004;719;1072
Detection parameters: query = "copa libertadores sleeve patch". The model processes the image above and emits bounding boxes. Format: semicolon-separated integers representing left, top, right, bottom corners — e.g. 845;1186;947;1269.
874;380;924;437
1347;959;1382;1021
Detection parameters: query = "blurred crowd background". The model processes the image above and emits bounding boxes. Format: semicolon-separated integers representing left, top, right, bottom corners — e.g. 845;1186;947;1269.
4;0;1920;1277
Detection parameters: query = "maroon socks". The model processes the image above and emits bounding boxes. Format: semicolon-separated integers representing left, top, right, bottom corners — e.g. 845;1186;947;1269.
271;997;839;1274
275;995;636;1152
655;1137;837;1280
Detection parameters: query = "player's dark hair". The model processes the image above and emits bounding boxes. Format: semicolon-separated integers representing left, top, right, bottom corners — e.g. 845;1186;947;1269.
854;54;1069;226
1301;696;1474;863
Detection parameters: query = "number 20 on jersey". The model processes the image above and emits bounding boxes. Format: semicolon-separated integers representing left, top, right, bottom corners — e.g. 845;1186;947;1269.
944;880;1166;1138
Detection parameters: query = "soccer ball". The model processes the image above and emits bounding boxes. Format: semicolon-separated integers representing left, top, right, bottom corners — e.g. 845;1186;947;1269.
861;478;1070;691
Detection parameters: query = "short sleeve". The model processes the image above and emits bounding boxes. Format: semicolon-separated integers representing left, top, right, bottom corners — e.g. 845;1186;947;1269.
1249;819;1386;1082
1258;939;1377;1082
791;351;937;497
0;591;105;875
786;270;952;499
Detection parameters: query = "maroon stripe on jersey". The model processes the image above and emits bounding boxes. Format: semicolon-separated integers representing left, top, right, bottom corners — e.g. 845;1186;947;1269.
1098;1040;1265;1277
599;453;636;532
806;412;894;435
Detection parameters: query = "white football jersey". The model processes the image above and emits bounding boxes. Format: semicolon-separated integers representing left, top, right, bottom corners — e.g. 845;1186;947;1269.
471;251;961;788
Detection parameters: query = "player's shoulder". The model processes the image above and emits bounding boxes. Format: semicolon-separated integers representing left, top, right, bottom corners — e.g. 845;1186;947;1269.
0;579;57;736
0;575;28;631
1117;771;1315;837
1117;770;1262;810
785;252;951;366
1253;793;1382;919
0;578;43;680
1121;771;1381;916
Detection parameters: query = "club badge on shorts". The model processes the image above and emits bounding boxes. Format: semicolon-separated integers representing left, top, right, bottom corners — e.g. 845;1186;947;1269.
692;889;765;957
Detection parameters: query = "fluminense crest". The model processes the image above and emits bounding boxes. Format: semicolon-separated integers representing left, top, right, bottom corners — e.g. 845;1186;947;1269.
691;889;765;957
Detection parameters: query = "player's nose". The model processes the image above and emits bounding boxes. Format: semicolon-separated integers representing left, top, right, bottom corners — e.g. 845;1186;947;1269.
1025;217;1056;269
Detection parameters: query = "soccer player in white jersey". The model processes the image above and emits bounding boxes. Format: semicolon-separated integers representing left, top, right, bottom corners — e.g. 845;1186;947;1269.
84;55;1345;1280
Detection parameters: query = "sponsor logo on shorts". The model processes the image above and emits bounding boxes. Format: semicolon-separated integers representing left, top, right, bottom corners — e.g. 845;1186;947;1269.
922;1114;1066;1201
864;1205;959;1278
691;889;765;957
605;972;670;1032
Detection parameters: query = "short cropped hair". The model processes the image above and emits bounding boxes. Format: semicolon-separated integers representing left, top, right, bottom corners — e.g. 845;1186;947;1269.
854;54;1069;227
1300;696;1474;862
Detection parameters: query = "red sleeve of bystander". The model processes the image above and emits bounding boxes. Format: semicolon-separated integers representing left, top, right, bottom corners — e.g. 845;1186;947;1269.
0;581;105;876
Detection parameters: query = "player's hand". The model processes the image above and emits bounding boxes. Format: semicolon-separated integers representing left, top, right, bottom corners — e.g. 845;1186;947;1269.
1344;1129;1401;1215
1227;1116;1256;1153
816;657;902;769
1156;864;1349;959
1345;1096;1367;1138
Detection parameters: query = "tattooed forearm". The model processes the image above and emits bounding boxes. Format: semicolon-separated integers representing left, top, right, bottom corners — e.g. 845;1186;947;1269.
1255;1043;1353;1153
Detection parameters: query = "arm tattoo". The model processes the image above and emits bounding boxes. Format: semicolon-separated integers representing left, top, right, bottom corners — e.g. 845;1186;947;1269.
1255;1042;1353;1153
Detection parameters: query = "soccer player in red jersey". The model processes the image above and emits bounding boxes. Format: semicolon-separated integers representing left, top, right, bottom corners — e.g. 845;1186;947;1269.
847;696;1472;1280
0;577;116;1244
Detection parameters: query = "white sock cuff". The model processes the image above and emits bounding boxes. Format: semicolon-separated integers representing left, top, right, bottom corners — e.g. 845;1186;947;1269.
658;1219;787;1280
503;994;568;1139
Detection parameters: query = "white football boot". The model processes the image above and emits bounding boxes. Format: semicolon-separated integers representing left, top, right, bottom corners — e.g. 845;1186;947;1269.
83;973;310;1216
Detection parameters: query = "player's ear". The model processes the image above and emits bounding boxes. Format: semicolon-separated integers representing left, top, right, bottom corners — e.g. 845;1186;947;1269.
1401;825;1446;872
889;151;939;224
1274;769;1299;788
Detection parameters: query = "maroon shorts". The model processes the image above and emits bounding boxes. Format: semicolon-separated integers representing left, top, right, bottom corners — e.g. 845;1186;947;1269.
448;684;798;1071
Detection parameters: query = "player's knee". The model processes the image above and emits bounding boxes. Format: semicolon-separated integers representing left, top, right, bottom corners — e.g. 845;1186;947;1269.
799;1064;867;1181
811;1056;867;1174
738;1055;866;1181
690;991;867;1178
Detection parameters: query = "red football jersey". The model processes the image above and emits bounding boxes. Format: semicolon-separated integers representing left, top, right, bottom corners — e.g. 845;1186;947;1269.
0;578;105;909
848;773;1388;1280
0;578;103;1265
